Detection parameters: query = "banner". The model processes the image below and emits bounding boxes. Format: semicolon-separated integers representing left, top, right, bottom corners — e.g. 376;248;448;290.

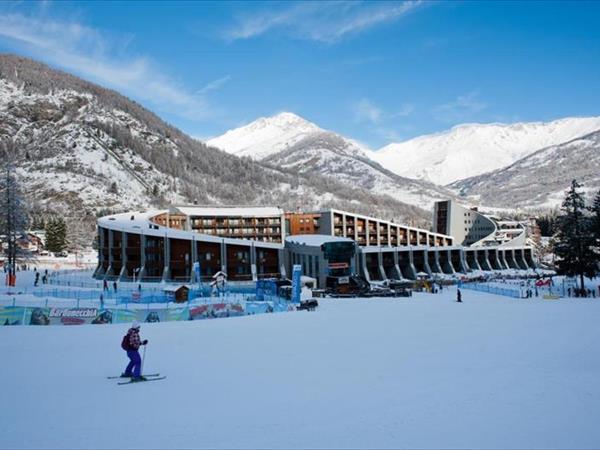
291;264;302;304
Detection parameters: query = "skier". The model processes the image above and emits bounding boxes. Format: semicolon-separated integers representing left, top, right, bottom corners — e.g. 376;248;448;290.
121;321;148;381
34;272;40;287
103;279;108;291
456;289;462;303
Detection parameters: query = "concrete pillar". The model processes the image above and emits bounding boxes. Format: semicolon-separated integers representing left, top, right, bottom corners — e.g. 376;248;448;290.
139;234;146;279
407;248;418;279
119;231;128;280
162;236;171;282
220;240;227;273
94;227;105;278
432;250;443;273
377;250;387;280
106;229;114;278
250;244;257;281
392;251;403;279
360;252;370;282
278;248;286;278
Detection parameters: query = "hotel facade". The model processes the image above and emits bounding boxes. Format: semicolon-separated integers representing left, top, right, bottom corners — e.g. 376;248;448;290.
95;204;537;288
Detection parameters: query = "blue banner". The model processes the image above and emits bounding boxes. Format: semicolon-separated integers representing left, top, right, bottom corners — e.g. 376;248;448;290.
291;264;302;304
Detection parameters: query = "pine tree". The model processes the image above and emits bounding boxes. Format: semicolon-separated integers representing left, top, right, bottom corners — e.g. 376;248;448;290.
0;140;28;280
554;180;597;291
590;189;600;245
45;218;68;253
589;189;600;272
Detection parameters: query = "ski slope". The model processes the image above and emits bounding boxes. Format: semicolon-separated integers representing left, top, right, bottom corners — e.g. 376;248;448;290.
2;287;600;449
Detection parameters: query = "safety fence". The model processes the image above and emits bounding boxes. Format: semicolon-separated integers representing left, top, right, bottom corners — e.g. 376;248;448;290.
460;282;522;299
0;300;294;327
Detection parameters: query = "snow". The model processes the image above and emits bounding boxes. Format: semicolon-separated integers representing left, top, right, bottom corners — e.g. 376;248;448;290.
371;117;600;185
172;206;283;217
208;112;322;160
2;273;600;449
207;112;454;211
286;234;354;246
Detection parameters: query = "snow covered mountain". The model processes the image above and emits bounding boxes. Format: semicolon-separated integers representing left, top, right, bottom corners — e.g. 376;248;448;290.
371;118;600;186
450;130;600;208
208;112;323;160
0;54;433;227
209;113;456;209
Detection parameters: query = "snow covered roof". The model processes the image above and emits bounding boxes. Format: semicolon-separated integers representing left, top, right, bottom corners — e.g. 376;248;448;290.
97;210;283;250
171;206;283;217
285;234;354;246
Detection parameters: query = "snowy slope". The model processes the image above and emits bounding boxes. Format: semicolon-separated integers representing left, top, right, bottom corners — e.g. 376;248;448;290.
209;113;456;210
451;129;600;208
3;287;600;449
371;117;600;185
0;78;182;212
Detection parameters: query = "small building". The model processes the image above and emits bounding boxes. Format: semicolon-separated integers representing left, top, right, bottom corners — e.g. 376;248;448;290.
285;235;356;288
163;285;190;303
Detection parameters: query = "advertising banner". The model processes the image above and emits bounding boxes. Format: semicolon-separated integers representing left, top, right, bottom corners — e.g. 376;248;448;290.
291;264;302;304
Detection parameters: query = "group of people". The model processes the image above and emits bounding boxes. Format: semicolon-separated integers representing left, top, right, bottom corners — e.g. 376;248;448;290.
567;287;598;298
33;268;49;286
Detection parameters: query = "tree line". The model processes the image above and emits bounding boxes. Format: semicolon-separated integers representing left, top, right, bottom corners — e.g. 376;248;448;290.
554;180;600;291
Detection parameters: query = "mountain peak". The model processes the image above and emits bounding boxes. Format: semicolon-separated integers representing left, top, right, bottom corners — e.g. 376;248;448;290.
208;111;321;159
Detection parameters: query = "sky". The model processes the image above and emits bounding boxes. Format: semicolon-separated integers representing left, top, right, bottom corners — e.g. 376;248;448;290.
0;1;599;148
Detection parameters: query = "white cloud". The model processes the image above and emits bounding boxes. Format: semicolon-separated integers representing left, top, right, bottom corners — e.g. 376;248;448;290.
390;103;415;118
0;13;214;121
196;75;232;95
353;98;414;124
224;1;422;44
353;98;383;124
432;91;487;122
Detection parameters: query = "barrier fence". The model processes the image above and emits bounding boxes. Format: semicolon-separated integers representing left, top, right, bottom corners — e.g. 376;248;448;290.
460;282;522;299
0;300;294;327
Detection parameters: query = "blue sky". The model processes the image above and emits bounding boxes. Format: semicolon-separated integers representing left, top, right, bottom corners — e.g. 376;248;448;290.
0;1;599;148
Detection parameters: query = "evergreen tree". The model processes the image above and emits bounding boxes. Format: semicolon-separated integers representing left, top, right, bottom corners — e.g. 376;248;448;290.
45;218;68;253
554;180;597;291
590;189;600;246
0;140;28;280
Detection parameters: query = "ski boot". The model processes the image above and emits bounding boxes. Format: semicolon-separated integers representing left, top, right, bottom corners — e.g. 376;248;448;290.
131;376;147;382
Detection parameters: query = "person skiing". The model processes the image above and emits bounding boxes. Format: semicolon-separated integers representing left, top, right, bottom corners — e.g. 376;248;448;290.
34;272;40;287
456;288;462;303
121;321;148;381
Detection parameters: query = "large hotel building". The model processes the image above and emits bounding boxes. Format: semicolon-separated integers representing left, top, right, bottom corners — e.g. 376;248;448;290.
95;203;537;288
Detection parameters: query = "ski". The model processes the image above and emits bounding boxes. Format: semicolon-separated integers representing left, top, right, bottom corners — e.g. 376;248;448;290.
107;373;159;379
118;376;166;385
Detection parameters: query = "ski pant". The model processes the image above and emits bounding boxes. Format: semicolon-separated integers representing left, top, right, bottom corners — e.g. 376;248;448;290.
124;349;141;377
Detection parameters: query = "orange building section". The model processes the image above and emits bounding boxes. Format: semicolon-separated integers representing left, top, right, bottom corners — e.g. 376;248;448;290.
150;213;186;230
285;213;321;235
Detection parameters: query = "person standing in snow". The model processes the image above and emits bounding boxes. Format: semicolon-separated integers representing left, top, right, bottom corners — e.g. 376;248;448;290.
121;321;148;381
456;289;462;303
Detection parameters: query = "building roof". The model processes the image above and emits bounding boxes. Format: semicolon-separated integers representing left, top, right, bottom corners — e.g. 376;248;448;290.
171;206;283;217
285;234;354;246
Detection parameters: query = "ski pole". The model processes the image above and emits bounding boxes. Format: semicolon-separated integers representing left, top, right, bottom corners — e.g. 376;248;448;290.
140;344;147;376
